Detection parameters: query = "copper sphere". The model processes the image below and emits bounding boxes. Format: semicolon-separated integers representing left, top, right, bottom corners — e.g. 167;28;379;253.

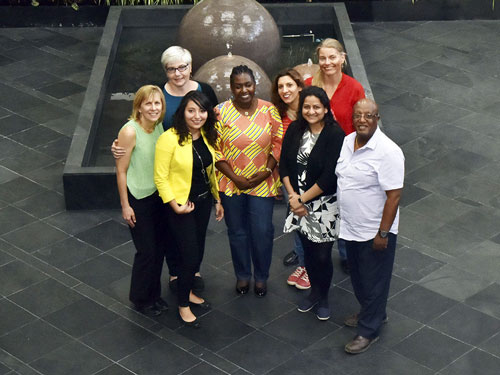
193;54;272;103
178;0;281;75
294;59;320;81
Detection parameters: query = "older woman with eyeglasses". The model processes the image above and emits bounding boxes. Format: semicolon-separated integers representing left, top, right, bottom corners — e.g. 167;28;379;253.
159;46;218;130
112;46;218;294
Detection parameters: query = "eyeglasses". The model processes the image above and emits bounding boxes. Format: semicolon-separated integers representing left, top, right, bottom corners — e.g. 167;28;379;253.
353;113;379;120
166;64;189;74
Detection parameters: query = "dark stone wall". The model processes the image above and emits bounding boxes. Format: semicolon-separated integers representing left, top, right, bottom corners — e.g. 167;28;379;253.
1;1;499;28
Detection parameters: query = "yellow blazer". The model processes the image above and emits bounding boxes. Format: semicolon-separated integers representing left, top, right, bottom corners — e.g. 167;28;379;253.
154;128;220;205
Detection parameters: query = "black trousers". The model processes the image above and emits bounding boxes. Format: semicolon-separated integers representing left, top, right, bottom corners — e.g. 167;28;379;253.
128;191;165;307
298;233;334;301
165;195;212;307
345;233;396;339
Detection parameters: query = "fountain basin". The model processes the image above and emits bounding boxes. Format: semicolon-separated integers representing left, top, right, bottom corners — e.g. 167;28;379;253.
63;3;374;209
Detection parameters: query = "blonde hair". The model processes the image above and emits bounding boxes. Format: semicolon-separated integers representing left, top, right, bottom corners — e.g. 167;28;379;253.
129;85;166;125
312;38;347;88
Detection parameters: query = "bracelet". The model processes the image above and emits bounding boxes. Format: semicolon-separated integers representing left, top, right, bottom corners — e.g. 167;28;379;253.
298;196;303;204
265;167;272;174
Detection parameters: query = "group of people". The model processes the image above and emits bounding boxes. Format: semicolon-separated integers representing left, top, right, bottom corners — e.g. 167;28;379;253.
114;39;404;354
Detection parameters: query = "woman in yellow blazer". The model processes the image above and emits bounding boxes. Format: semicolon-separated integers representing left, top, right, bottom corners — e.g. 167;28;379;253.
155;91;223;327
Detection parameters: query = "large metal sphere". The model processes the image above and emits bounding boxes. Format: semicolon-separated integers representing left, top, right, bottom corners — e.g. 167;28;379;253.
294;59;320;81
178;0;281;75
193;54;272;103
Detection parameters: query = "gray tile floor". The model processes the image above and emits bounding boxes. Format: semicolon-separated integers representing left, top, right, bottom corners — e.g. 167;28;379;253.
0;20;499;375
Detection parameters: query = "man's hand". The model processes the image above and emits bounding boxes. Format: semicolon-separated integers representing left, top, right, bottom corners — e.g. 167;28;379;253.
373;233;388;251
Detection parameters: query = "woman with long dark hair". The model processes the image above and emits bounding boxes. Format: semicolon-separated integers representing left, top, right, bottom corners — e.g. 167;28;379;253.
154;91;223;327
280;86;344;320
271;68;311;290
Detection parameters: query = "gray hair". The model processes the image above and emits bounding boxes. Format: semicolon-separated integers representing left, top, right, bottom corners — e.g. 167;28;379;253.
160;46;192;72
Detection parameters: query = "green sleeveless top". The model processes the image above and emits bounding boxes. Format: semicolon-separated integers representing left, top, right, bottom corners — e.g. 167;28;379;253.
123;119;163;199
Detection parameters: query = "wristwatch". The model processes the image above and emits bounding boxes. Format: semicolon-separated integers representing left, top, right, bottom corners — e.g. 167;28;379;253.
378;229;389;238
298;196;303;204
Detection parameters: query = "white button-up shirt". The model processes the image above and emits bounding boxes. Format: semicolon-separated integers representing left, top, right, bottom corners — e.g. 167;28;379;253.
335;127;405;241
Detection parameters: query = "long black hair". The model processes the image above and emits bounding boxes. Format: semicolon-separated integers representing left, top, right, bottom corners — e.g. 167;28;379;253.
172;90;217;147
295;86;336;135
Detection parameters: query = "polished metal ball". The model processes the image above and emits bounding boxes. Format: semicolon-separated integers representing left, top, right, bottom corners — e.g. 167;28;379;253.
178;0;281;75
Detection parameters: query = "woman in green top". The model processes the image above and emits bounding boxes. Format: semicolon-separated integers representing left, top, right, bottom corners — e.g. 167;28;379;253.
115;85;167;317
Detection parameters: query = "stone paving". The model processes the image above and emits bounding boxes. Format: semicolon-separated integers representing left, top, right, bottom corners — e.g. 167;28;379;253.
0;20;499;375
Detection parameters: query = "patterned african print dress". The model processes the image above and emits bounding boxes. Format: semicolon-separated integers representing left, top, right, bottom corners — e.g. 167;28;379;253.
214;99;283;197
283;129;339;243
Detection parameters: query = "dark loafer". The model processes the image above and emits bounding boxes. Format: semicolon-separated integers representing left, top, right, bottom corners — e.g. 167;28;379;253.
283;250;299;266
136;304;162;317
155;298;169;311
345;335;379;354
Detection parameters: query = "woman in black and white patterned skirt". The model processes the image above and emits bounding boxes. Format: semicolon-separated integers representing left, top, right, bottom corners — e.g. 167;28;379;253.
280;86;344;321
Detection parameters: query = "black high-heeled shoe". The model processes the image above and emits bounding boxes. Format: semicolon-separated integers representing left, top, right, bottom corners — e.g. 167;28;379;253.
236;281;250;295
254;282;267;298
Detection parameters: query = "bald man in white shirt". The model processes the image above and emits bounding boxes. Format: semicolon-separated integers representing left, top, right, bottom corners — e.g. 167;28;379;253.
336;98;404;354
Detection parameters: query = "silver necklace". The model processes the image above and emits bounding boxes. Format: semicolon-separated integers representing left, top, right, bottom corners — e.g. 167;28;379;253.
192;140;210;185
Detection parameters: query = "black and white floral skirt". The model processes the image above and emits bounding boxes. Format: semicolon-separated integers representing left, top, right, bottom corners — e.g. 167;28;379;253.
283;194;339;243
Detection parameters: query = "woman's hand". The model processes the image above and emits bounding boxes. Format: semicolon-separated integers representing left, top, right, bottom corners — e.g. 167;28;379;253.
111;139;127;159
233;175;253;190
248;170;271;187
172;201;195;215
289;193;308;217
215;201;224;221
289;194;302;211
122;205;136;228
292;205;308;217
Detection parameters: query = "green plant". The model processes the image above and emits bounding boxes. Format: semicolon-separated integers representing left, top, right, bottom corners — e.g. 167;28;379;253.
93;0;199;4
25;0;200;6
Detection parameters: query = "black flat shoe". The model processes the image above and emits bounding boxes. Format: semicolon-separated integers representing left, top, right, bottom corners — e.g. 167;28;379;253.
254;284;267;298
190;300;211;309
155;298;169;311
136;304;162;317
236;281;250;295
178;314;201;328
